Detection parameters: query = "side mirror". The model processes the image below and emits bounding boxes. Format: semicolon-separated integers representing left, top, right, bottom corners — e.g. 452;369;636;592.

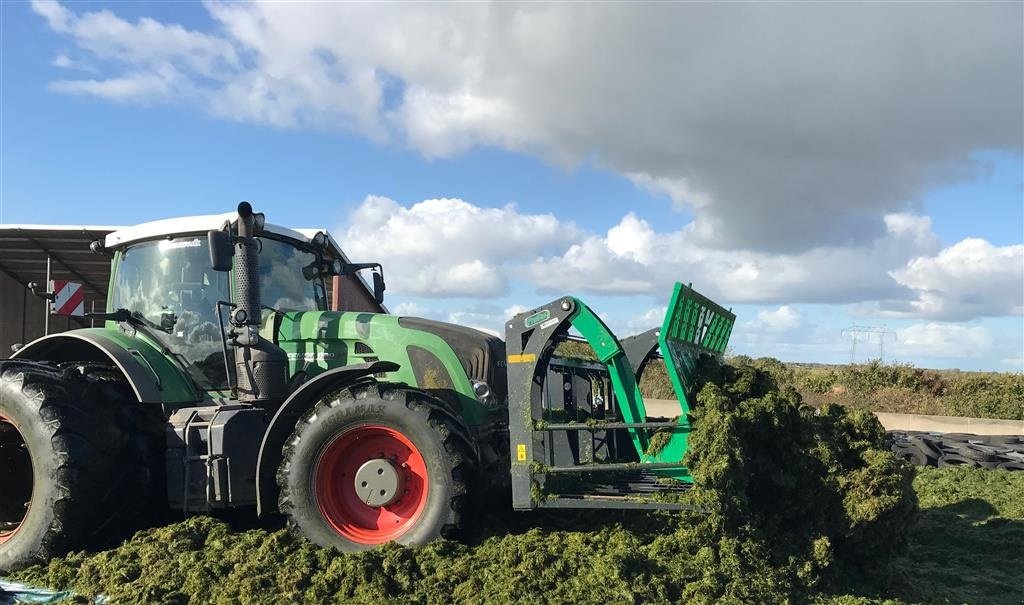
208;230;234;272
331;261;385;305
372;271;386;305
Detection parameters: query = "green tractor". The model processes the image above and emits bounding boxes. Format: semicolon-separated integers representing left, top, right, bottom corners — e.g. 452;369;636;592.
0;203;734;571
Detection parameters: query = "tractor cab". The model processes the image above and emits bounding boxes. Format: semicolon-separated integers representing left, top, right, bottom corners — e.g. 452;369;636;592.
106;230;327;390
93;211;385;393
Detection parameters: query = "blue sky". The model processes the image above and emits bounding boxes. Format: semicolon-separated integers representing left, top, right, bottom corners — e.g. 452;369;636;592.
1;1;1021;370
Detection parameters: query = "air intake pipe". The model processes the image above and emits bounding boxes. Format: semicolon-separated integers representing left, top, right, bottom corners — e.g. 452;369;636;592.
231;202;288;403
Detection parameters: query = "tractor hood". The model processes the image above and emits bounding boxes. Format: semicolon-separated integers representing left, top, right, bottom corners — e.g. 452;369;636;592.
395;316;507;403
269;311;505;426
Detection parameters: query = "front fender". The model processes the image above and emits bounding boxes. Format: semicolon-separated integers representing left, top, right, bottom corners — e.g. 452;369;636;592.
255;359;400;515
11;329;198;404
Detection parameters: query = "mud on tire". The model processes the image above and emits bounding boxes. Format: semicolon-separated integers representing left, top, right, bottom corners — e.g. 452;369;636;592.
277;381;473;551
0;360;165;572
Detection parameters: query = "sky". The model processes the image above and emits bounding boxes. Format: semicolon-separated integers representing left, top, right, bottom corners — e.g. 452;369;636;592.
1;1;1022;371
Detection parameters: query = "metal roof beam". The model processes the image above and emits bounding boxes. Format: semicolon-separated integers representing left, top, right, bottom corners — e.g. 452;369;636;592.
24;236;106;296
0;247;100;255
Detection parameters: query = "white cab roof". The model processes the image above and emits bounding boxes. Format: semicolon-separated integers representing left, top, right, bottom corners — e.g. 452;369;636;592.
104;212;320;249
101;212;381;310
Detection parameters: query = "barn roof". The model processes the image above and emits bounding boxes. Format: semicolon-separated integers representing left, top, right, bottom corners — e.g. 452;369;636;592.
0;222;383;314
0;225;118;310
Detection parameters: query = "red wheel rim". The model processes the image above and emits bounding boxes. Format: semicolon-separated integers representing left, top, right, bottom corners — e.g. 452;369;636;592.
314;425;429;544
0;412;32;546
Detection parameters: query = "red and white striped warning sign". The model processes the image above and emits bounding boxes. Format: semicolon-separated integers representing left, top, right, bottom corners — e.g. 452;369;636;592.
50;280;85;316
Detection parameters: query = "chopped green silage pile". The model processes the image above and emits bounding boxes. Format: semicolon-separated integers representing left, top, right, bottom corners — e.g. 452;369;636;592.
15;358;997;605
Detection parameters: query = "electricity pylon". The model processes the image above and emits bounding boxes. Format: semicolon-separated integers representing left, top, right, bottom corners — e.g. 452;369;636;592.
841;325;896;363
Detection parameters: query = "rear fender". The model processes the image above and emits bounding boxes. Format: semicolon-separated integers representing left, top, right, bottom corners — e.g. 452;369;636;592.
255;360;400;515
10;330;198;404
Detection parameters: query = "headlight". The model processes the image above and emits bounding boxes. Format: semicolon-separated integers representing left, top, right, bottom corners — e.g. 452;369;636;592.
253;212;266;230
472;381;492;400
231;307;248;325
312;232;328;249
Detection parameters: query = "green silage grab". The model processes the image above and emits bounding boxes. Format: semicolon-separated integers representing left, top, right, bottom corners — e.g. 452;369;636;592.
644;282;736;479
659;282;736;410
565;283;736;483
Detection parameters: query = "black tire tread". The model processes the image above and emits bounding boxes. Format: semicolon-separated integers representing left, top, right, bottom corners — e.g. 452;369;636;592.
0;360;164;571
277;380;475;545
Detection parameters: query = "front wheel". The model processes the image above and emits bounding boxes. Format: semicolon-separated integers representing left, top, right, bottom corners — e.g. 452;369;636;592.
277;382;470;551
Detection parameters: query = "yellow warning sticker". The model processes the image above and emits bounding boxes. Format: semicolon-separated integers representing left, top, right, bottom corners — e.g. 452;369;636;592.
508;353;537;364
516;444;527;461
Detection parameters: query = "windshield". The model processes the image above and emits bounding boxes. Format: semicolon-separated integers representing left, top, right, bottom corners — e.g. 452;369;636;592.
112;237;231;390
112;235;326;391
257;237;326;312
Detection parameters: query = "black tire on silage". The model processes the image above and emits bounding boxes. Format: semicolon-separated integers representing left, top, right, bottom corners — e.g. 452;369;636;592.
936;453;978;468
892;446;929;467
0;360;166;572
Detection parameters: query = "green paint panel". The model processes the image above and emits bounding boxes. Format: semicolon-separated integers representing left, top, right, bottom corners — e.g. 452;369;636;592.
271;311;488;427
569;299;621;362
82;327;200;404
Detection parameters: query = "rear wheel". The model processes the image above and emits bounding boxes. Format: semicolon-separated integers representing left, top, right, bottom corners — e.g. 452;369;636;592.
0;361;165;572
0;413;32;546
277;382;471;551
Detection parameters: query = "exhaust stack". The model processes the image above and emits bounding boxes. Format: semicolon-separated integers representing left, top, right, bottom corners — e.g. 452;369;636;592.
231;202;288;403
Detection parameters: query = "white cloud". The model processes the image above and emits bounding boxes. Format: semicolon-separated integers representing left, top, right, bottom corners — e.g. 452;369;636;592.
339;195;579;298
341;195;1018;323
625;306;667;334
524;210;941;306
50;70;179;102
752;306;803;332
32;0;72;32
33;1;237;75
894;323;994;359
504;304;531;317
391;301;429;317
627;173;713;213
33;0;237;106
31;1;1022;254
887;239;1024;320
51;53;93;71
1001;355;1024;371
606;214;656;264
731;305;808;353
